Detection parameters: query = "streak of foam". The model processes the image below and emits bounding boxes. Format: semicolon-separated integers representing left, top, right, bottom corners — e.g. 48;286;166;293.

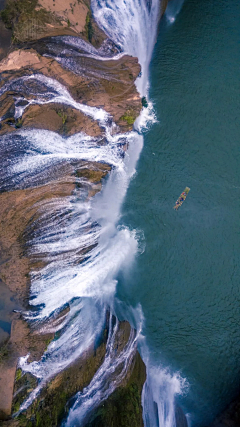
135;100;158;132
47;35;125;62
64;314;140;427
3;116;143;412
91;0;160;95
165;0;185;24
0;0;189;423
139;335;188;427
0;74;110;125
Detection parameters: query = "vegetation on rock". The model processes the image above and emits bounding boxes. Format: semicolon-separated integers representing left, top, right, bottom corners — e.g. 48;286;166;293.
1;0;38;30
0;0;143;423
141;96;148;108
85;353;146;427
85;10;93;43
0;341;9;363
57;110;68;125
0;0;58;42
120;108;138;125
75;165;111;183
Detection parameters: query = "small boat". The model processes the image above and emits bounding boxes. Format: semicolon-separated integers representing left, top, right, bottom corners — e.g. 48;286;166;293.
174;187;190;210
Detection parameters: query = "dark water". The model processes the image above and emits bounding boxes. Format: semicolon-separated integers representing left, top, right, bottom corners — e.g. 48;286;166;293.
0;279;18;344
0;0;12;61
118;0;240;425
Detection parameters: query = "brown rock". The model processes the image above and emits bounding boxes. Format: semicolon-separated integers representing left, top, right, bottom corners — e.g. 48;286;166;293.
0;364;17;420
161;0;170;16
38;0;89;34
0;156;113;420
0;2;142;422
1;0;105;43
0;179;76;418
0;48;142;134
20;104;103;137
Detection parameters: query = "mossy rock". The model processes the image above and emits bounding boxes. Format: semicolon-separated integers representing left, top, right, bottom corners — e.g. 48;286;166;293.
120;109;138;126
84;10;93;43
1;0;60;42
85;352;146;427
12;372;38;415
83;7;106;48
0;340;10;364
10;321;145;427
86;383;142;427
1;0;38;30
75;168;109;183
141;97;148;108
13;341;107;426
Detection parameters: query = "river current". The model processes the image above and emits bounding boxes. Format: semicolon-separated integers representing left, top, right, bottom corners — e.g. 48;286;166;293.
118;0;240;425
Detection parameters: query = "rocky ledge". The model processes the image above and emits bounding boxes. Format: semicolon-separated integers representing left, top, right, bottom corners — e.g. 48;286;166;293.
0;0;177;426
0;0;144;424
2;317;146;427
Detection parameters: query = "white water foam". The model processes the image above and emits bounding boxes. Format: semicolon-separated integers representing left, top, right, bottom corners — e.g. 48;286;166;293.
6;106;143;411
91;0;160;95
47;35;125;62
165;0;185;24
0;0;188;423
0;74;109;125
64;314;140;427
90;1;188;426
19;299;107;412
140;338;188;427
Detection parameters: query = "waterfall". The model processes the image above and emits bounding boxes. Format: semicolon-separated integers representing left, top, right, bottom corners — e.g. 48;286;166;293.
0;0;188;424
91;1;188;427
2;72;143;412
91;0;160;95
64;314;140;427
141;355;187;427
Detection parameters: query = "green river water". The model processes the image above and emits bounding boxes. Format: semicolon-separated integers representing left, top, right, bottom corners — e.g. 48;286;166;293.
118;0;240;425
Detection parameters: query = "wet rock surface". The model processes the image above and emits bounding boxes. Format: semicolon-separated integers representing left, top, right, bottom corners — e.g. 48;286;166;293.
0;0;147;424
1;319;144;427
175;405;188;427
0;0;105;43
0;47;141;135
85;351;146;427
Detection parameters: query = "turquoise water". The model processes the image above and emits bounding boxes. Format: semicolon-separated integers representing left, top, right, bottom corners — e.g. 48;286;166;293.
118;0;240;425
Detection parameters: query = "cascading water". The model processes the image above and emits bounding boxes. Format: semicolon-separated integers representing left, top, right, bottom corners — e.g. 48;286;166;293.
0;74;109;125
0;0;187;425
141;343;187;427
64;314;140;427
90;2;188;426
91;0;160;95
1;74;143;411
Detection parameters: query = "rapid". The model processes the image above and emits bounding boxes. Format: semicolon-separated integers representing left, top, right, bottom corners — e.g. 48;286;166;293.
0;0;188;426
